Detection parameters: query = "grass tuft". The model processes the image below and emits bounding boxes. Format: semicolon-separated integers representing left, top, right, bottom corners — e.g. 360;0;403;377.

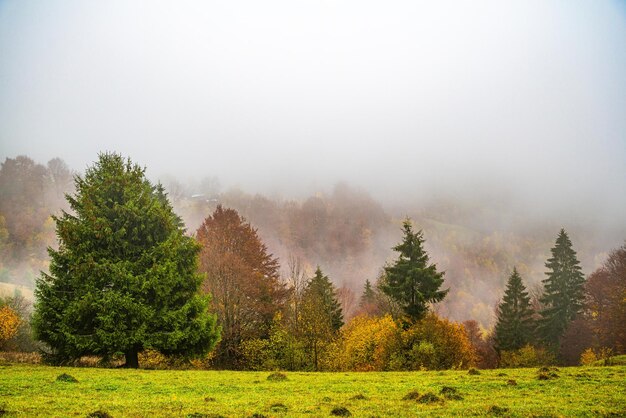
402;390;420;400
440;386;463;400
330;406;352;416
417;392;443;404
488;405;510;415
86;411;113;418
269;402;288;412
267;372;288;381
56;373;79;383
506;379;517;386
468;368;481;375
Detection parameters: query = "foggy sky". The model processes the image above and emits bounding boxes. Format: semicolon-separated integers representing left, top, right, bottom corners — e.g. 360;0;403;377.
1;0;625;225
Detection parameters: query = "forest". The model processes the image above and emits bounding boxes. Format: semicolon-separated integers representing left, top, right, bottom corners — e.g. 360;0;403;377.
0;153;624;371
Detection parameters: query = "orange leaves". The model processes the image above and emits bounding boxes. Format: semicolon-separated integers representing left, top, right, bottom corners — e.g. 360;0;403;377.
0;305;20;344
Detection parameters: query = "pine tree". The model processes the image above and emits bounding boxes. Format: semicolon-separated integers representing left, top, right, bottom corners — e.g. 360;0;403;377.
381;219;447;322
493;268;535;352
33;153;220;367
538;229;586;348
300;267;343;370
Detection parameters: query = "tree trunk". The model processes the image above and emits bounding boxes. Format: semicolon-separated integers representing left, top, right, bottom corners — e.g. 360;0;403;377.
124;350;139;368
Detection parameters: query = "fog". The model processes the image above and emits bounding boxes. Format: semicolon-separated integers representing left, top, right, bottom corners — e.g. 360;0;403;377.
1;2;626;322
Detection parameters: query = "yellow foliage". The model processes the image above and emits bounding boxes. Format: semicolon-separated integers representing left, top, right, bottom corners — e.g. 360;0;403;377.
335;315;400;371
579;348;597;366
0;305;20;344
138;349;168;370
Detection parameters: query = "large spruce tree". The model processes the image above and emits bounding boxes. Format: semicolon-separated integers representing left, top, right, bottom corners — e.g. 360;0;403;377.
33;153;220;367
538;229;586;348
493;268;535;352
381;219;447;322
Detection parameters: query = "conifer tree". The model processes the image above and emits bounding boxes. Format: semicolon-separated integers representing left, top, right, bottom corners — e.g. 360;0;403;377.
493;268;535;352
33;153;219;367
381;219;447;322
300;267;343;370
359;279;376;308
538;229;586;348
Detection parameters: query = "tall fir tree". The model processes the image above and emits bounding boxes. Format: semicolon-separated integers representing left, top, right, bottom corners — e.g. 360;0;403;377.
381;219;447;322
33;153;220;367
493;268;535;352
538;229;586;348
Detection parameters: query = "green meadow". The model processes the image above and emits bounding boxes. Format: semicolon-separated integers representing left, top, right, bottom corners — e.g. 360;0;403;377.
0;364;624;417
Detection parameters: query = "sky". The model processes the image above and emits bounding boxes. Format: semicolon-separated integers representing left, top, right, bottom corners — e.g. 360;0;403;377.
1;0;625;225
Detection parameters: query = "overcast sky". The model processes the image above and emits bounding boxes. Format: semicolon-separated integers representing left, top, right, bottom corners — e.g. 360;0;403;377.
1;1;625;223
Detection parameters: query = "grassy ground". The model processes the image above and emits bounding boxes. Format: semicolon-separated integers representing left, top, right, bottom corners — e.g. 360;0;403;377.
0;364;624;417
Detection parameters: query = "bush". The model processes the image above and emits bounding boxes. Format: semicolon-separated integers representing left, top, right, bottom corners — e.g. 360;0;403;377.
333;315;400;371
499;344;555;368
395;314;477;370
579;348;598;366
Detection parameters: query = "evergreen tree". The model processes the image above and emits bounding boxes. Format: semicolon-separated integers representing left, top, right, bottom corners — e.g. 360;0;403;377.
303;267;343;332
538;229;586;348
300;267;343;370
381;219;447;322
493;268;535;352
359;278;376;308
33;153;220;367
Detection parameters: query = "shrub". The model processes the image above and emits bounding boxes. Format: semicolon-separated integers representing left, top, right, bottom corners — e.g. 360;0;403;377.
334;315;400;371
395;314;476;370
499;344;555;368
0;306;20;346
580;348;597;366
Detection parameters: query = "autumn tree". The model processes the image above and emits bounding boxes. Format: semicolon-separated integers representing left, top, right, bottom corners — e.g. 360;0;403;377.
300;267;343;370
538;229;586;349
381;219;447;322
334;314;399;371
584;243;626;354
196;205;287;368
0;156;50;266
0;305;20;348
493;268;536;352
33;153;219;367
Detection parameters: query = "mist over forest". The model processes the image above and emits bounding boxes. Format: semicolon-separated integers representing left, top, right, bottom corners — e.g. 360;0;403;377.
0;154;624;330
1;1;625;332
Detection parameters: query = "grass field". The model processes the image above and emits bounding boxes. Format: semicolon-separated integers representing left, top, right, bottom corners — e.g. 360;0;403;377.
0;364;624;417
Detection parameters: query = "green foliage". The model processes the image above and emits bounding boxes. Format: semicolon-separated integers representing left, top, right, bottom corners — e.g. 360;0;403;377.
499;344;555;368
33;153;219;367
300;267;343;370
390;313;476;371
538;229;586;349
381;219;447;322
494;268;535;352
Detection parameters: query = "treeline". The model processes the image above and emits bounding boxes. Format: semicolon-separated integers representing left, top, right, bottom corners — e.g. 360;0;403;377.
0;153;624;371
0;154;614;329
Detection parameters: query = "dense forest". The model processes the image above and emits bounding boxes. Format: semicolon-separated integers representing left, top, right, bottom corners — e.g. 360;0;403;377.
0;154;624;370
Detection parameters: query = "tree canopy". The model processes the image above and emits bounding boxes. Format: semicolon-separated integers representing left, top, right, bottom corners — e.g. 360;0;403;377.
33;153;219;367
381;219;447;322
196;205;286;368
